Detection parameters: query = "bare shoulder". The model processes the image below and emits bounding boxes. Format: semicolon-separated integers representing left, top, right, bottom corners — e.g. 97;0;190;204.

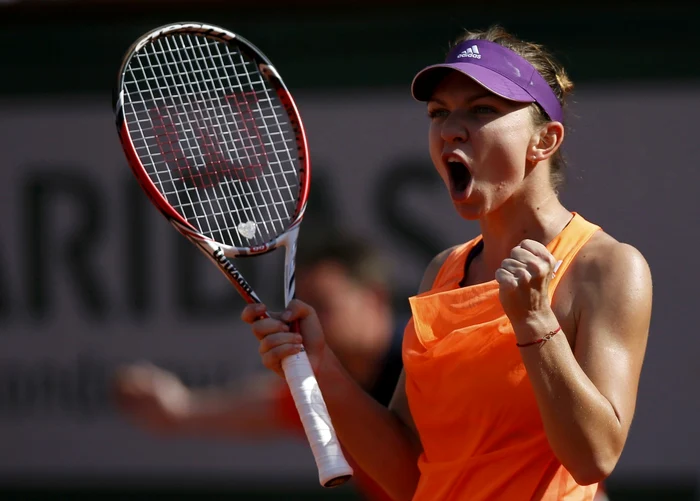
418;245;460;294
570;230;653;331
573;231;652;293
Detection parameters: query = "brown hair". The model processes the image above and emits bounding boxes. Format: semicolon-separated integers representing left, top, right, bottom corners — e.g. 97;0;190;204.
454;26;574;190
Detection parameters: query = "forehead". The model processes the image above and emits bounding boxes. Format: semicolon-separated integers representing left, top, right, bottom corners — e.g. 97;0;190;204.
429;71;535;120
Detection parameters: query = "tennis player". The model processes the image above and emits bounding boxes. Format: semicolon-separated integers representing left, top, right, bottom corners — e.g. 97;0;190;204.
243;26;652;500
114;234;404;501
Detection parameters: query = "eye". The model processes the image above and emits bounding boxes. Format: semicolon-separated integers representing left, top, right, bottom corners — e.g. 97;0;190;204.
427;108;450;119
471;105;497;114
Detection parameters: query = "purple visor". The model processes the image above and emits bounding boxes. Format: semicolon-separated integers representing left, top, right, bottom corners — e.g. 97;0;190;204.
411;40;563;123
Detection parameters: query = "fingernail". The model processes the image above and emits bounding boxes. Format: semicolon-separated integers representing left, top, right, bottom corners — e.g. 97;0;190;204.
294;335;303;343
281;311;291;321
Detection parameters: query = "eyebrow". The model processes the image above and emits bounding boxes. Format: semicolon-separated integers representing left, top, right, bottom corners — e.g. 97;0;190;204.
428;92;498;106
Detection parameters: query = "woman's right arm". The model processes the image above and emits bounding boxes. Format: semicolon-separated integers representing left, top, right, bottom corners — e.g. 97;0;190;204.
241;246;454;501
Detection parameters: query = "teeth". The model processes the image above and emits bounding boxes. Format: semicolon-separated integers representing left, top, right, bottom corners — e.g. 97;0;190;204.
444;155;466;167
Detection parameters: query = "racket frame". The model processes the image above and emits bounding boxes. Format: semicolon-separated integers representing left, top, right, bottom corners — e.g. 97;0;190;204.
113;22;352;487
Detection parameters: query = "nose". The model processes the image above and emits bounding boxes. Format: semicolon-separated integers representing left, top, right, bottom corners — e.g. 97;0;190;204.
440;114;468;144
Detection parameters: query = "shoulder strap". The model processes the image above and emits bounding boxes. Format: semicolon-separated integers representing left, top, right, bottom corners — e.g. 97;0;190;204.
547;213;601;298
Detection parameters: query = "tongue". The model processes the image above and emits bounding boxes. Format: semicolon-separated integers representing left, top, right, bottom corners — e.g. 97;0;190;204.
454;175;468;192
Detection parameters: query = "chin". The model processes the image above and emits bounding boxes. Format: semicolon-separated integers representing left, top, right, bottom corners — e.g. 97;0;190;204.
453;202;483;221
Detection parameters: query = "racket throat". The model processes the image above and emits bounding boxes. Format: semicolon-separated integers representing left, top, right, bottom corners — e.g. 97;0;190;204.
282;226;300;307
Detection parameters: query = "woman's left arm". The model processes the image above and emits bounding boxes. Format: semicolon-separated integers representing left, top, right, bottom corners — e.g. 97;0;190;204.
497;238;653;485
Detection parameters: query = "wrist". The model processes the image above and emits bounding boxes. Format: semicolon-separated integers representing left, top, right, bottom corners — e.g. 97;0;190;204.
316;346;353;400
512;310;560;344
316;345;341;383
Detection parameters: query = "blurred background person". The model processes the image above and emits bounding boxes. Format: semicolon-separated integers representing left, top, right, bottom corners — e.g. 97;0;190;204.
113;232;405;501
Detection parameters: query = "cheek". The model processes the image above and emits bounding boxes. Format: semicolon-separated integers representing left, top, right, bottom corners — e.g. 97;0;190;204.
428;126;450;183
474;127;529;179
428;125;441;159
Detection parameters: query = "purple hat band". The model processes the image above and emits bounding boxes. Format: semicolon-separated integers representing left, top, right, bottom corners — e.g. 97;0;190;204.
411;40;563;123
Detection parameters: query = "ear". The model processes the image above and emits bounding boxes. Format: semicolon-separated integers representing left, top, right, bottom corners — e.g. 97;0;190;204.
527;121;565;164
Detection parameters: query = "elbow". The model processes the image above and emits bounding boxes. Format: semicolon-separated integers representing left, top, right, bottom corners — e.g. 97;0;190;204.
561;423;627;485
569;465;611;486
567;452;619;486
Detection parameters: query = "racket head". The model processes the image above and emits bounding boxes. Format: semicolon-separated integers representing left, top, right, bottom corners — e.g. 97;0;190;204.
114;22;311;257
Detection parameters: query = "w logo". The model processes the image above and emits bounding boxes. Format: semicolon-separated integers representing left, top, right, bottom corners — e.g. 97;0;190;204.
150;92;268;190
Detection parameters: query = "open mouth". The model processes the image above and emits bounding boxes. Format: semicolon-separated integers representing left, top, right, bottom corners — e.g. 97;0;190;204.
447;160;472;192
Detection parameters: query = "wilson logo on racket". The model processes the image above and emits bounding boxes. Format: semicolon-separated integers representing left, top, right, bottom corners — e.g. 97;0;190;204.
212;248;257;296
150;91;268;190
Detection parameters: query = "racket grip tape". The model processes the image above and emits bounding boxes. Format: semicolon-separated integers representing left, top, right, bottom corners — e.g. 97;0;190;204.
281;342;353;487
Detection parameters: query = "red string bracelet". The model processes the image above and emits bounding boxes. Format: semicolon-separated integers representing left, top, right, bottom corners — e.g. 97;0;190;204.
516;326;562;348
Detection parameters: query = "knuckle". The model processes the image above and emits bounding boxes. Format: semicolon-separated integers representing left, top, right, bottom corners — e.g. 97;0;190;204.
288;298;303;312
250;322;265;337
529;262;547;277
289;298;315;317
264;345;296;366
261;353;279;370
241;305;257;322
258;333;278;353
259;332;295;355
251;319;277;337
511;248;526;261
306;307;317;321
513;268;529;279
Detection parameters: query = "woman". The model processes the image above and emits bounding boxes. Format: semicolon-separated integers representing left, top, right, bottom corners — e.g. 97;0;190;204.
242;26;652;500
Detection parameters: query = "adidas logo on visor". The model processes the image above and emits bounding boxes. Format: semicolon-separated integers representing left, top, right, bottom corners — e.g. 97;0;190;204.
456;45;481;59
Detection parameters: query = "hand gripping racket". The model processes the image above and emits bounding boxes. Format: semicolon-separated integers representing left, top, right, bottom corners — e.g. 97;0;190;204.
113;22;353;487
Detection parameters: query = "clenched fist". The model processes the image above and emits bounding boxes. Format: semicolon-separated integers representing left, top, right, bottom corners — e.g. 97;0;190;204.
495;239;561;326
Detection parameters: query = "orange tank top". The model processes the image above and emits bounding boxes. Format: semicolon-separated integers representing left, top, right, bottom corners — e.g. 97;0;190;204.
403;213;601;501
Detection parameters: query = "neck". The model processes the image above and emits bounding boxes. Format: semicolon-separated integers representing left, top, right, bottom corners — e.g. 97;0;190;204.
478;186;572;276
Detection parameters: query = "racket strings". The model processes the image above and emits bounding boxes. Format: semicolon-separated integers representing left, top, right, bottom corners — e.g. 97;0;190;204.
122;33;301;248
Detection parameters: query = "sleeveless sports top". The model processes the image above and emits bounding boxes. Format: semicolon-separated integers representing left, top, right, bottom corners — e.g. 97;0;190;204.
403;213;601;500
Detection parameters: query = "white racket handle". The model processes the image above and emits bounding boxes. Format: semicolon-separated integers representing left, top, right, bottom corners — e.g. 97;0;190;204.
281;349;354;487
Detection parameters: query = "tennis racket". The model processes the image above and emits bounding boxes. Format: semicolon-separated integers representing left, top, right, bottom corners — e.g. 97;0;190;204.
113;22;353;487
